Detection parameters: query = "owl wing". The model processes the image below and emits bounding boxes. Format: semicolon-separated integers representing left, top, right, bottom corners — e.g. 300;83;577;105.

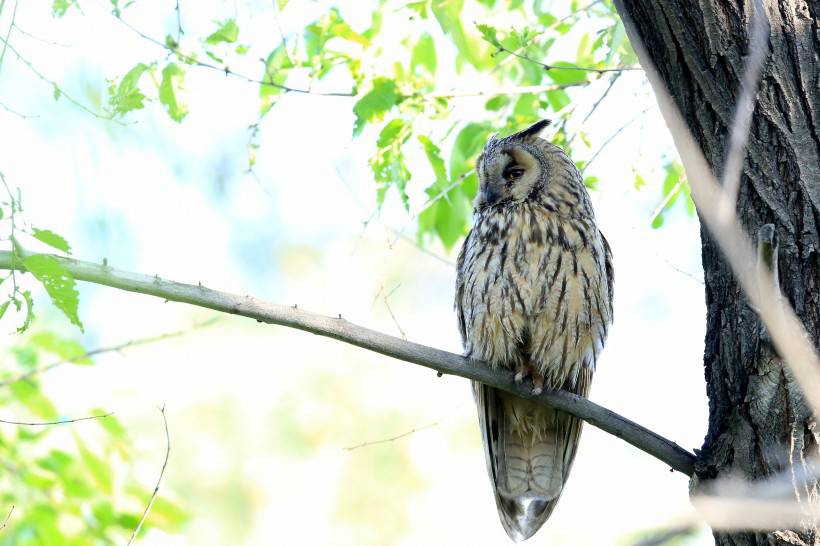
454;231;471;345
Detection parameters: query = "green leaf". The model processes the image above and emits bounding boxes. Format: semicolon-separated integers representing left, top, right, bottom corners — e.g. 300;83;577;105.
546;88;571;111
583;175;599;190
485;95;510;111
95;409;127;440
370;119;412;209
634;172;647;190
260;44;294;115
30;331;91;364
546;62;590;85
277;0;289;10
51;0;78;17
450;122;492;179
417;135;447;186
76;436;113;494
352;78;399;137
32;227;71;254
22;254;83;331
16;289;34;333
476;23;501;48
204;19;240;45
411;33;437;76
0;300;10;321
108;63;149;117
406;1;428;18
205;50;224;64
159;63;189;123
10;381;59;420
432;0;488;70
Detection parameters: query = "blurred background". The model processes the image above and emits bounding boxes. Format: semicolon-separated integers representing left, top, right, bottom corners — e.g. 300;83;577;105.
0;1;710;544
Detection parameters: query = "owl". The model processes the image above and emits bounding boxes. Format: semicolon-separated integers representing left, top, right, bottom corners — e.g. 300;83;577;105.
455;119;613;541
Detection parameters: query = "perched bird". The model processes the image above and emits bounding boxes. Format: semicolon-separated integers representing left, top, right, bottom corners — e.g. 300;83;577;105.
455;120;613;541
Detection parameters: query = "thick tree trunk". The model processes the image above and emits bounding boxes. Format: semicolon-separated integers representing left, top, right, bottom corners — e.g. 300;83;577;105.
613;1;819;545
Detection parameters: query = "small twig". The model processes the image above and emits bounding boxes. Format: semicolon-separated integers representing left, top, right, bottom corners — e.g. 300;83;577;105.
383;285;407;340
0;99;36;119
496;46;641;74
0;0;18;74
555;0;606;26
0;412;112;426
428;82;585;99
126;405;171;546
11;23;72;47
270;0;294;66
174;0;182;43
583;72;622;124
0;505;13;531
113;15;353;97
0;318;220;388
344;421;438;451
581;109;648;173
0;38;120;122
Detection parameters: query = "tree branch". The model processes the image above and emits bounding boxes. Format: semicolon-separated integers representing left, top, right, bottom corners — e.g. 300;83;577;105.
0;249;696;476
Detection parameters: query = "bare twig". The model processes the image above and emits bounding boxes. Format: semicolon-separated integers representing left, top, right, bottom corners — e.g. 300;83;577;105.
583;72;622;124
496;46;641;74
0;505;13;531
0;38;120;122
0;318;220;388
11;23;72;47
0;412;112;426
344;421;438;451
0;100;36;119
581;109;648;173
0;249;697;475
126;405;171;546
429;82;585;99
174;0;182;43
383;285;406;340
0;0;18;74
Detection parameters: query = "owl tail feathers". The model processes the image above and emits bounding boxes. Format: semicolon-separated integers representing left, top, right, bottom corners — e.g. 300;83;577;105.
473;382;582;542
496;494;557;542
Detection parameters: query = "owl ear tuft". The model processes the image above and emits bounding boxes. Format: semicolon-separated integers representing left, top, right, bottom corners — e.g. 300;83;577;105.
512;119;552;141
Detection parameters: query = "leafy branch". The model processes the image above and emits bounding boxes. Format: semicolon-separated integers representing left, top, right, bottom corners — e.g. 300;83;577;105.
111;13;355;98
0;248;696;476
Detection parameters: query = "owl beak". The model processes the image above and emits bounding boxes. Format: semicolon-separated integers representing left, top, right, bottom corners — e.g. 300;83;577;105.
483;185;502;206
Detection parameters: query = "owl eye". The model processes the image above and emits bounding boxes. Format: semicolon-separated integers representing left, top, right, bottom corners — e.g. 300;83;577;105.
504;166;525;182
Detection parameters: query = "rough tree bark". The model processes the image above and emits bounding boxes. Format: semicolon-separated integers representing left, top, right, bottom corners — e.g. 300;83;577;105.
613;1;819;545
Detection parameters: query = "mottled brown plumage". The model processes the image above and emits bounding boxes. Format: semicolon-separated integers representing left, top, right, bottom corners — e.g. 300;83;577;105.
455;120;613;542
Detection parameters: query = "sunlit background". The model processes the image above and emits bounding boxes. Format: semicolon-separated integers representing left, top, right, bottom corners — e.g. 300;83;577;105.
1;1;711;544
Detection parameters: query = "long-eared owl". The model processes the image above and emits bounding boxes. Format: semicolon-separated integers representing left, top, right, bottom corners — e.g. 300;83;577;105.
455;119;613;541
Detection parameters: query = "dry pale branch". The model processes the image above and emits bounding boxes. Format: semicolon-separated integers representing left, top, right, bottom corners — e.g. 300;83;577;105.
0;249;696;475
625;6;820;419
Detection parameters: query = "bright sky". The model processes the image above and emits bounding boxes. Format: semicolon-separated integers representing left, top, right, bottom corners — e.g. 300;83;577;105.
0;1;712;544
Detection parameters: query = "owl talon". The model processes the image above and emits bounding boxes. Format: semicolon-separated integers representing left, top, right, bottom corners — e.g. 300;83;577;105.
514;361;544;394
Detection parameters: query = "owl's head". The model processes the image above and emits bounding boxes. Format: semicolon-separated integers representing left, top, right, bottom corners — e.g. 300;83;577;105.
474;119;555;210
